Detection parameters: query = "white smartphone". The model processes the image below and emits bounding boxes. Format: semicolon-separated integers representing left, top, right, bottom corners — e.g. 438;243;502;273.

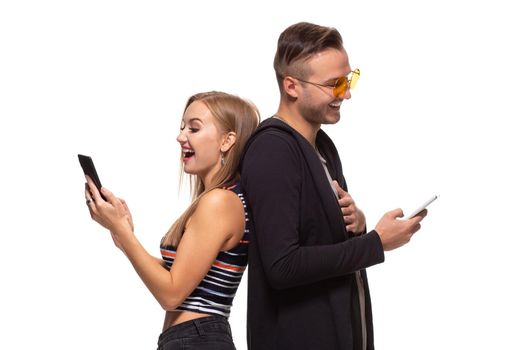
403;195;438;219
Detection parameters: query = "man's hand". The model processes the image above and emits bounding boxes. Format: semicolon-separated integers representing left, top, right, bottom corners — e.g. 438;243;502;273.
333;181;366;234
375;208;427;251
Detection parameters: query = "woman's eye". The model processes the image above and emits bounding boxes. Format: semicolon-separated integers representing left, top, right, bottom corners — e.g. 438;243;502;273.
179;126;199;133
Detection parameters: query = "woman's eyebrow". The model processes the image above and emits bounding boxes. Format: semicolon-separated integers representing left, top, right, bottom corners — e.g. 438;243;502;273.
188;117;203;123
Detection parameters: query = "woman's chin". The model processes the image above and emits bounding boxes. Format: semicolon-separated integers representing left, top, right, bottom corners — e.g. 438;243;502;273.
182;165;197;175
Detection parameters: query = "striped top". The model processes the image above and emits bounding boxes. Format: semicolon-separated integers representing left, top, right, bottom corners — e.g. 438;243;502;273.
160;183;251;318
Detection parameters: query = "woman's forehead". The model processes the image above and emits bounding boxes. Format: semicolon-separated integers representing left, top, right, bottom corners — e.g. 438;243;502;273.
182;101;213;123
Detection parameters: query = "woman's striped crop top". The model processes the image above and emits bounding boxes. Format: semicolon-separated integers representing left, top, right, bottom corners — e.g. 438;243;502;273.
160;183;251;318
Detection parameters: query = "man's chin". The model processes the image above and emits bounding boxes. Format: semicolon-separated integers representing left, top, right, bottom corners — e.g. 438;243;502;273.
323;112;341;124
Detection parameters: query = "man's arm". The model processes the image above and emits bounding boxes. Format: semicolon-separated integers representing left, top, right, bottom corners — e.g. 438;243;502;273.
242;133;384;290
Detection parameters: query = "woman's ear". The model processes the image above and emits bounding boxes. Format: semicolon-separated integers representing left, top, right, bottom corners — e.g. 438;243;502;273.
220;131;237;153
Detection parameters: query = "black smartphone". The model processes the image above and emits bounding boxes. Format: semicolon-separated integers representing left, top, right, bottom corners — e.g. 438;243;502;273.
78;154;107;201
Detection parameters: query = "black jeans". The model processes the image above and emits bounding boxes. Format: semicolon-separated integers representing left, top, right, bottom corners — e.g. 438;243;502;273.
157;315;236;350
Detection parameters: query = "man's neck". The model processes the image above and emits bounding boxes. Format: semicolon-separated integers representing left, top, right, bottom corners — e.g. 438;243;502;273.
275;104;320;146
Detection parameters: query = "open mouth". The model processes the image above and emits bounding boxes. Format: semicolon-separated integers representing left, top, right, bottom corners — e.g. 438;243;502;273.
182;149;195;160
329;101;342;109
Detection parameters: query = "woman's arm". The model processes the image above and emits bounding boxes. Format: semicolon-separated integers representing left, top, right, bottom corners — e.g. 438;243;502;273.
85;177;244;310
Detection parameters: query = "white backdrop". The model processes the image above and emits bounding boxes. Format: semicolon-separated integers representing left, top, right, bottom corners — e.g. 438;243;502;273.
1;1;524;349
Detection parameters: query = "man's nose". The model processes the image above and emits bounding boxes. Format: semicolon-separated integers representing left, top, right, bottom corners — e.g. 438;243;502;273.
343;87;351;100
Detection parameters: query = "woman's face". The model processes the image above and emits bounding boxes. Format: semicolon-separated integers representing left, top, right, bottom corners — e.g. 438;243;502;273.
177;101;224;185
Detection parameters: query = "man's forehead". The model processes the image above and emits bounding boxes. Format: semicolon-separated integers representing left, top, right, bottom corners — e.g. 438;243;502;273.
305;48;351;78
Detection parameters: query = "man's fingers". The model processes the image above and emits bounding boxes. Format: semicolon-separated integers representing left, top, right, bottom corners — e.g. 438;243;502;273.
343;214;355;224
413;209;428;220
332;180;353;200
332;180;343;195
338;197;354;207
341;207;351;216
339;199;356;211
389;208;404;219
346;223;361;233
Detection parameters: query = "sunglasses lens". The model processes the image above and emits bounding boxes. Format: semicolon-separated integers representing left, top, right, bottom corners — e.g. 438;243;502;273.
332;69;360;97
333;77;349;97
350;69;360;89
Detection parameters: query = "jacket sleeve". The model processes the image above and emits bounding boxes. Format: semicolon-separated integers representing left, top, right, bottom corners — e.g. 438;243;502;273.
241;132;385;290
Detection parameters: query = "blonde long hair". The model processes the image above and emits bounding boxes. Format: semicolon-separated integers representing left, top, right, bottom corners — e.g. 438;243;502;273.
162;91;260;247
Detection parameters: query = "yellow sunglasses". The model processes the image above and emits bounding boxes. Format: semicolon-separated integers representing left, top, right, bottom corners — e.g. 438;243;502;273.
293;68;360;97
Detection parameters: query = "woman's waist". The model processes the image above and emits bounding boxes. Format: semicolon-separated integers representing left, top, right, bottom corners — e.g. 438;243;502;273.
163;310;228;332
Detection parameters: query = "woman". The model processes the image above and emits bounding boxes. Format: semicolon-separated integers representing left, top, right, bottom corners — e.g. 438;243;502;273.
84;91;259;349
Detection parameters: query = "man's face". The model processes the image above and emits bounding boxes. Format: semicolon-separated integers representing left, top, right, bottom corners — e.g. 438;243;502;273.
296;48;352;126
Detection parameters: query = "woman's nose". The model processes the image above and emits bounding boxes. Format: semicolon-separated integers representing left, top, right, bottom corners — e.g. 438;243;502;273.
176;131;186;143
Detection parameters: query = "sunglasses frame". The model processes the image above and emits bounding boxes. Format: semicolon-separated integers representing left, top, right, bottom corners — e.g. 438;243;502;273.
291;68;360;97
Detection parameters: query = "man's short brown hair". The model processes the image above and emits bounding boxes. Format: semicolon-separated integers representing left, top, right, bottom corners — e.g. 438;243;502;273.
273;22;344;92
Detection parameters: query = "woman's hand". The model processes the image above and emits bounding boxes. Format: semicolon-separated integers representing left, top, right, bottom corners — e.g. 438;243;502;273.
84;176;134;250
118;197;135;233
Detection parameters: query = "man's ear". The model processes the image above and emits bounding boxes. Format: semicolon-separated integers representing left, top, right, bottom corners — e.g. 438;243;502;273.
220;131;237;153
283;76;300;98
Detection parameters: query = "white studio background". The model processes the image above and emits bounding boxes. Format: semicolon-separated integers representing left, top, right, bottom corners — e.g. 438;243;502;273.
1;1;523;349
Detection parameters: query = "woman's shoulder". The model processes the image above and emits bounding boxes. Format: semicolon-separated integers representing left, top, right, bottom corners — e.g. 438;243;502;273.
195;187;243;214
188;187;244;238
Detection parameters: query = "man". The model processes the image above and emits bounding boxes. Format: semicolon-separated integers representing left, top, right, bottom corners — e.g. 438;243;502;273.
240;22;427;350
